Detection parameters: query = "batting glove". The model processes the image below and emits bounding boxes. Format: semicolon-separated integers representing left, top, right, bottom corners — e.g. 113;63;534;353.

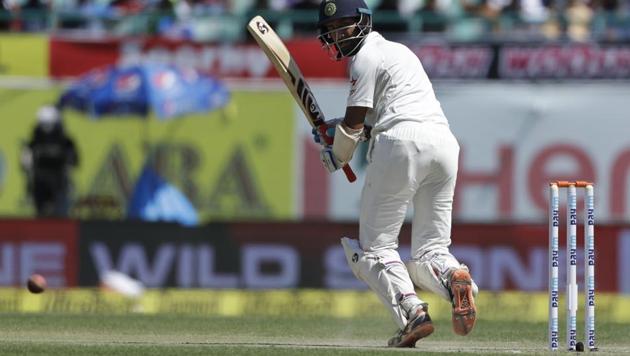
320;147;342;173
312;118;343;146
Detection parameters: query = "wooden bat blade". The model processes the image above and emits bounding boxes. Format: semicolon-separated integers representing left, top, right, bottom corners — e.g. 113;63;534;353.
247;16;357;183
247;16;291;68
247;16;325;128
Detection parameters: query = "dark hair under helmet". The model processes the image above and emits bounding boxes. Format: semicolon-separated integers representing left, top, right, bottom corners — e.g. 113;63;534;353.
317;0;372;28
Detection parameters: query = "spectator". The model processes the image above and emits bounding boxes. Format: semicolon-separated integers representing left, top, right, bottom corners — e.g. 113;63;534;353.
21;106;79;217
417;0;450;32
376;0;409;32
19;0;48;31
593;0;630;40
0;1;11;30
291;0;320;32
2;0;25;31
148;0;176;35
446;0;506;40
565;0;594;40
158;0;195;39
520;0;551;28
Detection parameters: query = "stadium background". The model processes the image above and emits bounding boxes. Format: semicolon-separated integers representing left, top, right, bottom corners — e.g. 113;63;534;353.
0;0;629;332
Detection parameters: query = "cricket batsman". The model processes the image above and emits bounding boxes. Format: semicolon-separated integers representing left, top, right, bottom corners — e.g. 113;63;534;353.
312;0;478;347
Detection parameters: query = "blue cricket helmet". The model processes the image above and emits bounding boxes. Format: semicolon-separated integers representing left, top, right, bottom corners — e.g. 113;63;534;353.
317;0;372;28
317;0;373;60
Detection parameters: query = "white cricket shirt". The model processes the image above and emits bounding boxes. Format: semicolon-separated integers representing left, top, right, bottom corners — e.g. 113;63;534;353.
347;31;448;135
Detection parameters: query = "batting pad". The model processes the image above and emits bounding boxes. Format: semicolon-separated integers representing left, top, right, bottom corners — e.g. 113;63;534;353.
406;259;452;302
340;237;418;330
407;251;479;302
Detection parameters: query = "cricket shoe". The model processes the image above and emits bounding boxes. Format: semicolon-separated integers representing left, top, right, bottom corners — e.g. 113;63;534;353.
387;304;434;348
449;266;477;336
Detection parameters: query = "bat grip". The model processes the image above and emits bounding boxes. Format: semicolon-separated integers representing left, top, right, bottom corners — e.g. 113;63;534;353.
318;125;357;183
342;165;357;182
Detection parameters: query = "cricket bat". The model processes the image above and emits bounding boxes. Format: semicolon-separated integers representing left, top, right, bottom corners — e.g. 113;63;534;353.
246;16;357;183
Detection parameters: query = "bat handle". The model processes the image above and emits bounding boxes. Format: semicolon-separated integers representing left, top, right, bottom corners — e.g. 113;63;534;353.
318;125;357;183
342;165;357;182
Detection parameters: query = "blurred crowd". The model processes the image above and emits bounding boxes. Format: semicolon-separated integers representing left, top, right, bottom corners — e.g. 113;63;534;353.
1;0;629;41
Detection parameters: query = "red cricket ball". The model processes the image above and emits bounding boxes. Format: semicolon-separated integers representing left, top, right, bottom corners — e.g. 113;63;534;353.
27;274;47;294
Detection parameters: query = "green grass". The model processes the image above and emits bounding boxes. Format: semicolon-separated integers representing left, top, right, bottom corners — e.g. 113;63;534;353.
0;314;627;355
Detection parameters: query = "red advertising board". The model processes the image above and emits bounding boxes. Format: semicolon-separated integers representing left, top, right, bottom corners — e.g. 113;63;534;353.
0;219;78;287
229;223;625;292
447;224;621;292
77;220;628;292
50;37;630;80
49;38;119;79
0;219;611;292
50;37;348;79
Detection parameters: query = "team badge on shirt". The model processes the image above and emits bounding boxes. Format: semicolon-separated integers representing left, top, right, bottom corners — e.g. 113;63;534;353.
350;77;357;94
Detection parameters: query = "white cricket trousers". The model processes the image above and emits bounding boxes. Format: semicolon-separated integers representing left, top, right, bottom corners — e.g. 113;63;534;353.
359;121;459;259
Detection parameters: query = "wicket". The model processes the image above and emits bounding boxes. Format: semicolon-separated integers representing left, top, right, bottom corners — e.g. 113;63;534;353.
548;181;596;351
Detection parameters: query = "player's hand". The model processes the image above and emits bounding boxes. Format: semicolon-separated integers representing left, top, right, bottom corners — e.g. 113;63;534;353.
312;118;343;146
320;147;342;172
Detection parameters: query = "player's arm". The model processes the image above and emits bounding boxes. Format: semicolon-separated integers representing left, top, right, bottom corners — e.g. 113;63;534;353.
320;51;374;173
332;106;366;163
312;106;367;145
343;106;367;130
320;106;367;172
